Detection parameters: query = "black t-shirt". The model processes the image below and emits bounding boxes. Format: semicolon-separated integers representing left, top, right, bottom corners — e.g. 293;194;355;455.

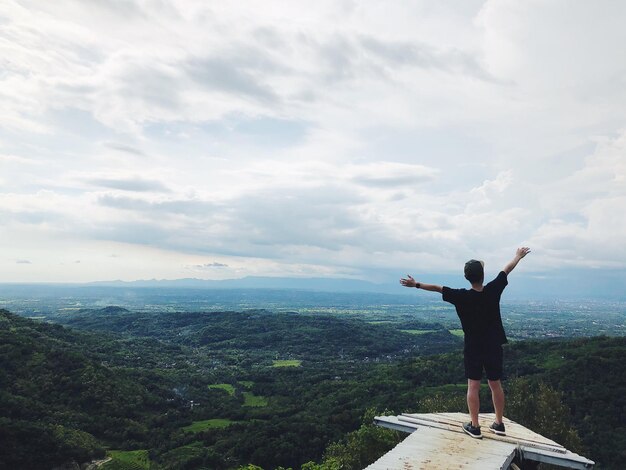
442;271;508;350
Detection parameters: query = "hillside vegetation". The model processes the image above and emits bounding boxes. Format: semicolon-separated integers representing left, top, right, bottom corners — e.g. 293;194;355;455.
1;308;624;469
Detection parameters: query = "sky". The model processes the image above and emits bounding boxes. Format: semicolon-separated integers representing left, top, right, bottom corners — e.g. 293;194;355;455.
1;1;626;292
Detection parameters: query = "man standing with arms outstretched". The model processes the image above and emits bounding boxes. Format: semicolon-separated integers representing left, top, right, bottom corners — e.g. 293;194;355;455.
400;247;531;439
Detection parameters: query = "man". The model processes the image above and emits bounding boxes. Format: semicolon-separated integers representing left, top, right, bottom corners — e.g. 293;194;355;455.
400;247;531;439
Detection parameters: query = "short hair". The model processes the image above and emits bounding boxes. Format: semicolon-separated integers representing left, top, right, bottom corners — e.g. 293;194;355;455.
464;259;484;283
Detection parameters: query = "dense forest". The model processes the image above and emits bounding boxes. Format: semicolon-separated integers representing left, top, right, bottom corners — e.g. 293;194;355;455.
1;308;624;469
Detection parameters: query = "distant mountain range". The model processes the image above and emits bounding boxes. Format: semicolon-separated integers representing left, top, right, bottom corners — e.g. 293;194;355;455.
86;276;400;293
3;267;626;300
80;270;626;300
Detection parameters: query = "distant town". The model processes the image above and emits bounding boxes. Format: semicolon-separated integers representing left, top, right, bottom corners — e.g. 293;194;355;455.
1;284;624;339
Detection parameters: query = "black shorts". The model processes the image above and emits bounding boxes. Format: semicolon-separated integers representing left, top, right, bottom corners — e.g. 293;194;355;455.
464;345;503;381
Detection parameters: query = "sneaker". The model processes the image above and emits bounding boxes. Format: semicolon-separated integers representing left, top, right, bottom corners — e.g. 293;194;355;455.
462;422;482;439
489;421;506;436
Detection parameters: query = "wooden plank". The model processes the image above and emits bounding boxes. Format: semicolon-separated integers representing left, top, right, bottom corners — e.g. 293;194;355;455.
374;416;420;433
366;426;516;470
391;432;509;460
404;412;564;448
398;413;566;454
519;447;595;469
398;415;566;455
372;412;594;469
398;427;514;460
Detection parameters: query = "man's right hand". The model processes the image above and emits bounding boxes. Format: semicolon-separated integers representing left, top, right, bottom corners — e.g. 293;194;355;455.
400;274;418;288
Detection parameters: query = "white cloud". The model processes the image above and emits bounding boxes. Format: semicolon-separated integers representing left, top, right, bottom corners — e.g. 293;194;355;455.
0;1;625;284
525;130;626;269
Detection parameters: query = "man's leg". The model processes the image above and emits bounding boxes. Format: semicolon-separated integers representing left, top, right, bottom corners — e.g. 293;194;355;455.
467;379;481;427
485;346;505;424
488;379;504;424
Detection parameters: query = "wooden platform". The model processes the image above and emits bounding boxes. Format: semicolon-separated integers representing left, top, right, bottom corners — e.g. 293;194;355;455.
368;412;594;470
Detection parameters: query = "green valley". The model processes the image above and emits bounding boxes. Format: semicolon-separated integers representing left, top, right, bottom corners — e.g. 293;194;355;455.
1;307;624;469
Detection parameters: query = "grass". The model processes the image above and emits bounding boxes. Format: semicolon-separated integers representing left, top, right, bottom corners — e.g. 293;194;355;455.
272;359;302;367
424;383;469;392
243;391;268;407
208;383;235;395
449;329;465;337
182;418;235;433
239;380;254;389
400;329;437;335
160;442;205;465
102;450;150;470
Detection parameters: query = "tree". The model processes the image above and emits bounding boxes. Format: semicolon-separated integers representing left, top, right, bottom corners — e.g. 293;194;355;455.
302;408;403;470
506;378;584;454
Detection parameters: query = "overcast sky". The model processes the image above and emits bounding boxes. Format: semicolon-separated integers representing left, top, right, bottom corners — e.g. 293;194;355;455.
1;1;625;288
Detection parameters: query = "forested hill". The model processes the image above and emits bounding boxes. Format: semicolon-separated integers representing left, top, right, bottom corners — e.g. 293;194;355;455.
58;307;461;360
1;307;625;469
0;309;183;469
0;308;459;469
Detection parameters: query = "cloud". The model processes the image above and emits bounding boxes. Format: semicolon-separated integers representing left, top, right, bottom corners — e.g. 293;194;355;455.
98;194;214;217
523;131;626;269
4;133;626;278
87;220;171;247
0;154;40;165
478;1;626;90
185;56;280;103
358;35;495;81
189;262;229;269
86;176;170;192
1;1;625;284
0;1;501;134
103;142;145;156
349;162;439;188
16;259;32;264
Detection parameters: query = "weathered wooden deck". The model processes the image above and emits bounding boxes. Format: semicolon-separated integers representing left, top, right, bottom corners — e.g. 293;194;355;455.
367;412;594;470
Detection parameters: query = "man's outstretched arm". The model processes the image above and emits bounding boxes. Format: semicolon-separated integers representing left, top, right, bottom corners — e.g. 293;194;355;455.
503;247;531;275
400;274;443;293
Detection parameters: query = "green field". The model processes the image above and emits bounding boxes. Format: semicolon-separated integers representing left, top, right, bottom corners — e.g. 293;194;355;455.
208;383;236;395
243;391;268;407
102;450;150;470
449;329;464;337
400;329;437;335
272;359;302;367
160;442;206;467
182;418;235;433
